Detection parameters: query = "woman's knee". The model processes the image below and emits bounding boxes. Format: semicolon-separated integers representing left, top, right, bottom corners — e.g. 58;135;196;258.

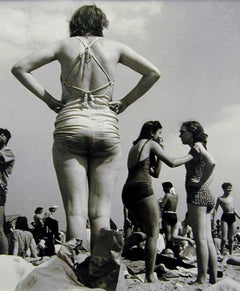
65;202;87;218
88;211;109;223
144;223;159;238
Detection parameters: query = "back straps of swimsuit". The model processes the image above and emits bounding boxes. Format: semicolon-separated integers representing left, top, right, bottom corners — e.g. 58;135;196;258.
62;37;114;107
137;140;149;163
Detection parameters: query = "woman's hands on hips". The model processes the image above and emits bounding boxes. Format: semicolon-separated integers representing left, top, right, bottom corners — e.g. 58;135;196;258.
109;100;126;114
45;96;65;113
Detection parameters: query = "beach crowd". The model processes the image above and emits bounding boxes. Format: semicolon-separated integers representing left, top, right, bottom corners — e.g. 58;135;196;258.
1;3;240;291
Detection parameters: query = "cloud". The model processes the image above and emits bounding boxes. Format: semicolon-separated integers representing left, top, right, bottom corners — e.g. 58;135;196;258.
208;103;240;158
0;1;163;65
106;2;163;40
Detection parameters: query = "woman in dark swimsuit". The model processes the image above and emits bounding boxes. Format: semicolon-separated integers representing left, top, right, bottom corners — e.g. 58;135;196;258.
122;121;193;282
179;120;217;285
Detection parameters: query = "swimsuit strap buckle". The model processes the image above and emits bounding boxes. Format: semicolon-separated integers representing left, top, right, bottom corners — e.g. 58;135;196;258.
82;91;89;108
85;47;92;64
89;94;95;101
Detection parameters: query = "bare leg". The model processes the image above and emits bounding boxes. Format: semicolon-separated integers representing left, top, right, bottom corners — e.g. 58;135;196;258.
0;207;8;254
133;196;159;283
188;204;209;284
220;221;227;254
228;223;235;255
162;221;173;249
88;152;121;251
206;212;217;284
52;142;89;248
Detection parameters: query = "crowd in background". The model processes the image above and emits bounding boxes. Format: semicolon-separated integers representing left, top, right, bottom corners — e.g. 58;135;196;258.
5;205;64;258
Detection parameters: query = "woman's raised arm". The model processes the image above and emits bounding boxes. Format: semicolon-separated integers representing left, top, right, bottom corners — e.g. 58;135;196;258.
11;42;64;113
109;44;160;114
150;141;193;168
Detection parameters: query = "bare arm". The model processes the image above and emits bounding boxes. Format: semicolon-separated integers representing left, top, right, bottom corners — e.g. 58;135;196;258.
149;154;162;178
150;158;162;178
234;210;240;220
160;194;170;211
110;44;160;113
12;239;19;256
189;142;216;188
123;207;132;227
150;141;193;168
172;223;195;246
149;139;164;178
30;237;38;258
213;198;220;221
11;42;64;113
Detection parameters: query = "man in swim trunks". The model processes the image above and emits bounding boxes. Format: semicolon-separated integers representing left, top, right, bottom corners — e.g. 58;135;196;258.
0;128;15;254
160;182;179;250
214;183;240;255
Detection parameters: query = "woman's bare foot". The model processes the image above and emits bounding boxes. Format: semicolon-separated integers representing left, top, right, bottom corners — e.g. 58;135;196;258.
188;279;205;285
145;272;159;283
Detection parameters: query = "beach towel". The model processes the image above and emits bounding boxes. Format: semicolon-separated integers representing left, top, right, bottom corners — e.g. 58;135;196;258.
0;255;34;291
15;256;105;291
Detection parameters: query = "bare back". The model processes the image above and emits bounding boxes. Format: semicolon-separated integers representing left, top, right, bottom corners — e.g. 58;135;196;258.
127;139;153;169
56;37;121;99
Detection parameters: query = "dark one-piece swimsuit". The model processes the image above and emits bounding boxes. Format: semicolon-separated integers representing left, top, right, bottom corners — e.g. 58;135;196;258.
122;140;154;212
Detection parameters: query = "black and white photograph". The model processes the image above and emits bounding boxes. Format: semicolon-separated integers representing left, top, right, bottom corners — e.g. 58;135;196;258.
1;1;240;290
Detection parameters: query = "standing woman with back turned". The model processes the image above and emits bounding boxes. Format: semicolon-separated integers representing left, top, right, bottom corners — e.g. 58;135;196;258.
179;121;217;285
11;5;160;251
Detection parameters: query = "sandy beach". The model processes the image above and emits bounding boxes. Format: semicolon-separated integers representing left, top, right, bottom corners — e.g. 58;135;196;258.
1;249;240;291
124;249;240;291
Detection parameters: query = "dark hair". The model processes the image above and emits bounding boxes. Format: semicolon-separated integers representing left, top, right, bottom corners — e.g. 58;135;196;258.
162;181;173;191
222;182;232;189
69;5;109;37
133;121;162;145
0;128;11;144
34;207;43;214
181;121;208;148
15;216;30;231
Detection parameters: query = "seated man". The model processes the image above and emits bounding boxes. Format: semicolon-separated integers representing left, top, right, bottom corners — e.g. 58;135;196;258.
172;212;195;260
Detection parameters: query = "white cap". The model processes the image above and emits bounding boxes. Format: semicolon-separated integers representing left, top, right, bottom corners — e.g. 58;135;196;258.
50;205;58;209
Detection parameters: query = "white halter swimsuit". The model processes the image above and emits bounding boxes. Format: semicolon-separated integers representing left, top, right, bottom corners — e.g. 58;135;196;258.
53;37;120;157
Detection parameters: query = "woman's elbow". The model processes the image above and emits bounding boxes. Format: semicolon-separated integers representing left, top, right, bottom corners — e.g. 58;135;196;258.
150;171;160;178
167;162;177;168
11;63;27;78
11;65;21;77
153;173;160;178
210;161;216;169
151;70;161;82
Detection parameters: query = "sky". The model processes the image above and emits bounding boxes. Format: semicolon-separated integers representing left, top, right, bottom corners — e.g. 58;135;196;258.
1;0;240;230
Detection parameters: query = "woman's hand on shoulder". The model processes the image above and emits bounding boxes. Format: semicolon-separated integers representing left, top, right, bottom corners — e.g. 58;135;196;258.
190;142;206;158
194;142;205;152
149;139;164;150
187;179;201;189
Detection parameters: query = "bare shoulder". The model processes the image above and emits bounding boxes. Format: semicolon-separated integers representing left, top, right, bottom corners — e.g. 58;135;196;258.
194;142;206;152
148;140;162;152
